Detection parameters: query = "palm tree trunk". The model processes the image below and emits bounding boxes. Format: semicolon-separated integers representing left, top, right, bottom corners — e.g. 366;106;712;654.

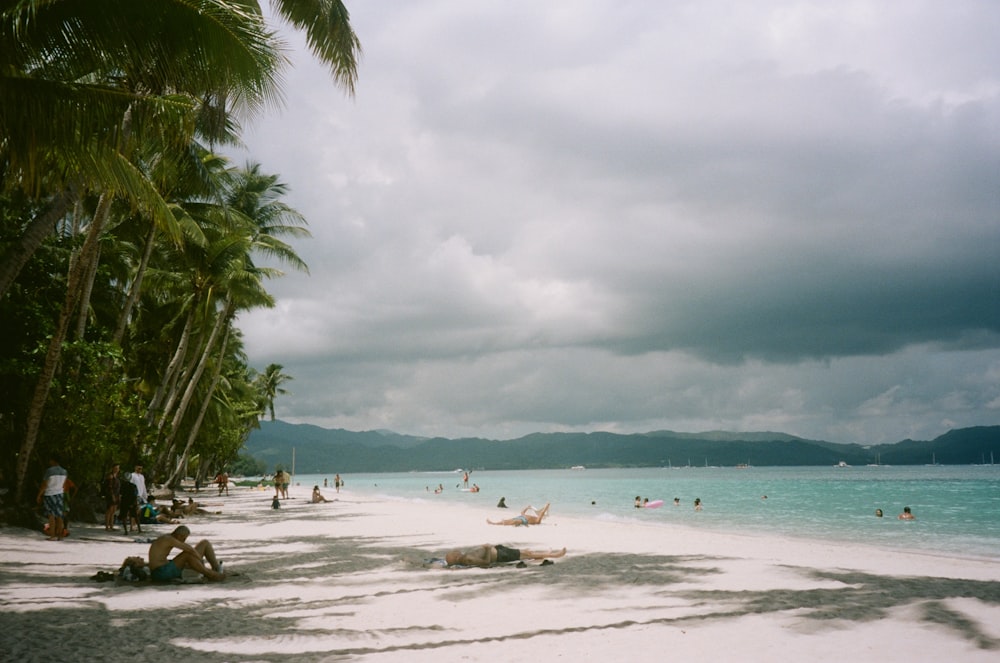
14;192;113;501
146;307;195;425
163;325;230;487
153;299;232;478
156;314;208;436
113;222;157;345
73;242;102;341
0;189;74;300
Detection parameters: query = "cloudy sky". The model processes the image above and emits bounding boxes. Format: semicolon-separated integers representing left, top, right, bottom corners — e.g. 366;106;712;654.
234;0;1000;445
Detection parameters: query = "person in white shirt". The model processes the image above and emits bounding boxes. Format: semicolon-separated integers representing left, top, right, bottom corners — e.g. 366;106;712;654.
36;455;68;540
130;464;148;503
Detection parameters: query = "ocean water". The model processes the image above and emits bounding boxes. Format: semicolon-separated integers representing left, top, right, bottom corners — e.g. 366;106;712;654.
292;465;1000;560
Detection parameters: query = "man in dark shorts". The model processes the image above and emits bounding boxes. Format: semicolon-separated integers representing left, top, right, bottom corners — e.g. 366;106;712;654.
148;525;225;581
444;544;566;567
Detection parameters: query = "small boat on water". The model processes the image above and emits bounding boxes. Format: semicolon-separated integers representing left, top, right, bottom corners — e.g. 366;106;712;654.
836;460;849;468
570;465;586;471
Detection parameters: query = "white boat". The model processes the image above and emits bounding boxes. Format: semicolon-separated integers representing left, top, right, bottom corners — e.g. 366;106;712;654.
836;460;849;468
570;465;586;471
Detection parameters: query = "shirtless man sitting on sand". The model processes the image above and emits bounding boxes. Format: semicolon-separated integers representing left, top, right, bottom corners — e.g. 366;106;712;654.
487;503;551;526
444;544;566;567
148;525;225;581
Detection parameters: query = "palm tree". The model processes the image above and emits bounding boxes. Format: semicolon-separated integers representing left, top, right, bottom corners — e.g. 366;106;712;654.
150;159;312;479
6;0;360;501
257;364;294;421
0;0;285;296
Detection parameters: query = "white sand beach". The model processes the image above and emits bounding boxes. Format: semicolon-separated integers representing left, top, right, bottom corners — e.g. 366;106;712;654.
1;484;999;662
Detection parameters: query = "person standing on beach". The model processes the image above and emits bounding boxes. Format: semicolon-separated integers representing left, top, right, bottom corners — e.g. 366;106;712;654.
147;525;225;582
444;544;567;567
36;455;68;540
103;463;121;530
334;474;342;493
119;472;141;534
130;464;148;503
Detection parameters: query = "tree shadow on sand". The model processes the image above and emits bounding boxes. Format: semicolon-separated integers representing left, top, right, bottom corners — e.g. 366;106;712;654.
684;568;1000;650
3;537;999;660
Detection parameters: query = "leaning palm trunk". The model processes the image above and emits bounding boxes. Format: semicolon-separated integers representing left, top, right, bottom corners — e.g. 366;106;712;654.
146;307;196;426
0;189;76;300
163;325;230;488
14;192;113;501
72;241;102;341
154;298;233;478
113;222;157;345
158;315;211;436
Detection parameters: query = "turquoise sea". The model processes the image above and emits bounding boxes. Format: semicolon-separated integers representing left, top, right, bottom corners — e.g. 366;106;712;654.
291;465;1000;561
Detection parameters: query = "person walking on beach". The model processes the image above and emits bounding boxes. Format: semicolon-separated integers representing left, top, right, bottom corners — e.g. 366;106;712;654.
103;463;121;530
216;471;229;496
444;544;566;567
487;503;551;526
335;474;343;493
36;454;68;540
147;525;225;582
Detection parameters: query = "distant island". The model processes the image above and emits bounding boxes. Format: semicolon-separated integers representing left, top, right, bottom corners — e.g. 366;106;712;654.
244;421;1000;474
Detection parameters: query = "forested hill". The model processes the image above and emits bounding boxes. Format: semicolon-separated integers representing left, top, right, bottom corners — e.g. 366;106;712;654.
243;421;1000;473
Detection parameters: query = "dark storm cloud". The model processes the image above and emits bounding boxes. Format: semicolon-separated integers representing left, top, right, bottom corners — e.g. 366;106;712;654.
236;1;1000;443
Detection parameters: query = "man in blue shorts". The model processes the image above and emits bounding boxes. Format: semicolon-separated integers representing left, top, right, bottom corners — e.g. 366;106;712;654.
36;455;68;540
148;525;226;581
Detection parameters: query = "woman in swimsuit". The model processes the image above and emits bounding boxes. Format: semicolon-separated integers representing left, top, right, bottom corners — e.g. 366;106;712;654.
487;503;551;526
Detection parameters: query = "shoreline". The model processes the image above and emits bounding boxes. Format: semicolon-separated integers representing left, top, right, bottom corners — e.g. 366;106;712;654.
2;484;999;661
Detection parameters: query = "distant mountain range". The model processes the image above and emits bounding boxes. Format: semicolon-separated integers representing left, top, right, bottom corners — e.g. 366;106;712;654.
243;421;1000;473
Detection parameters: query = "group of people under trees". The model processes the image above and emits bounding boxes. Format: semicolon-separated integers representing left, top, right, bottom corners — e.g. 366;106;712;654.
36;453;222;540
97;462;221;535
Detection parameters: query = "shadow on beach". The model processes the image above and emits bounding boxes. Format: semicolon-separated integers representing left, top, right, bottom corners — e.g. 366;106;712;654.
2;533;999;661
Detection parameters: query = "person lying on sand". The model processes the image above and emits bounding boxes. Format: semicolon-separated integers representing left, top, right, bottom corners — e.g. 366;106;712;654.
148;525;225;581
487;503;550;526
444;544;567;567
179;497;221;516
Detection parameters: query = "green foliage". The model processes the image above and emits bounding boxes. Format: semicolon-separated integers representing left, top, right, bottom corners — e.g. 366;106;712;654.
228;453;268;477
0;1;360;506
